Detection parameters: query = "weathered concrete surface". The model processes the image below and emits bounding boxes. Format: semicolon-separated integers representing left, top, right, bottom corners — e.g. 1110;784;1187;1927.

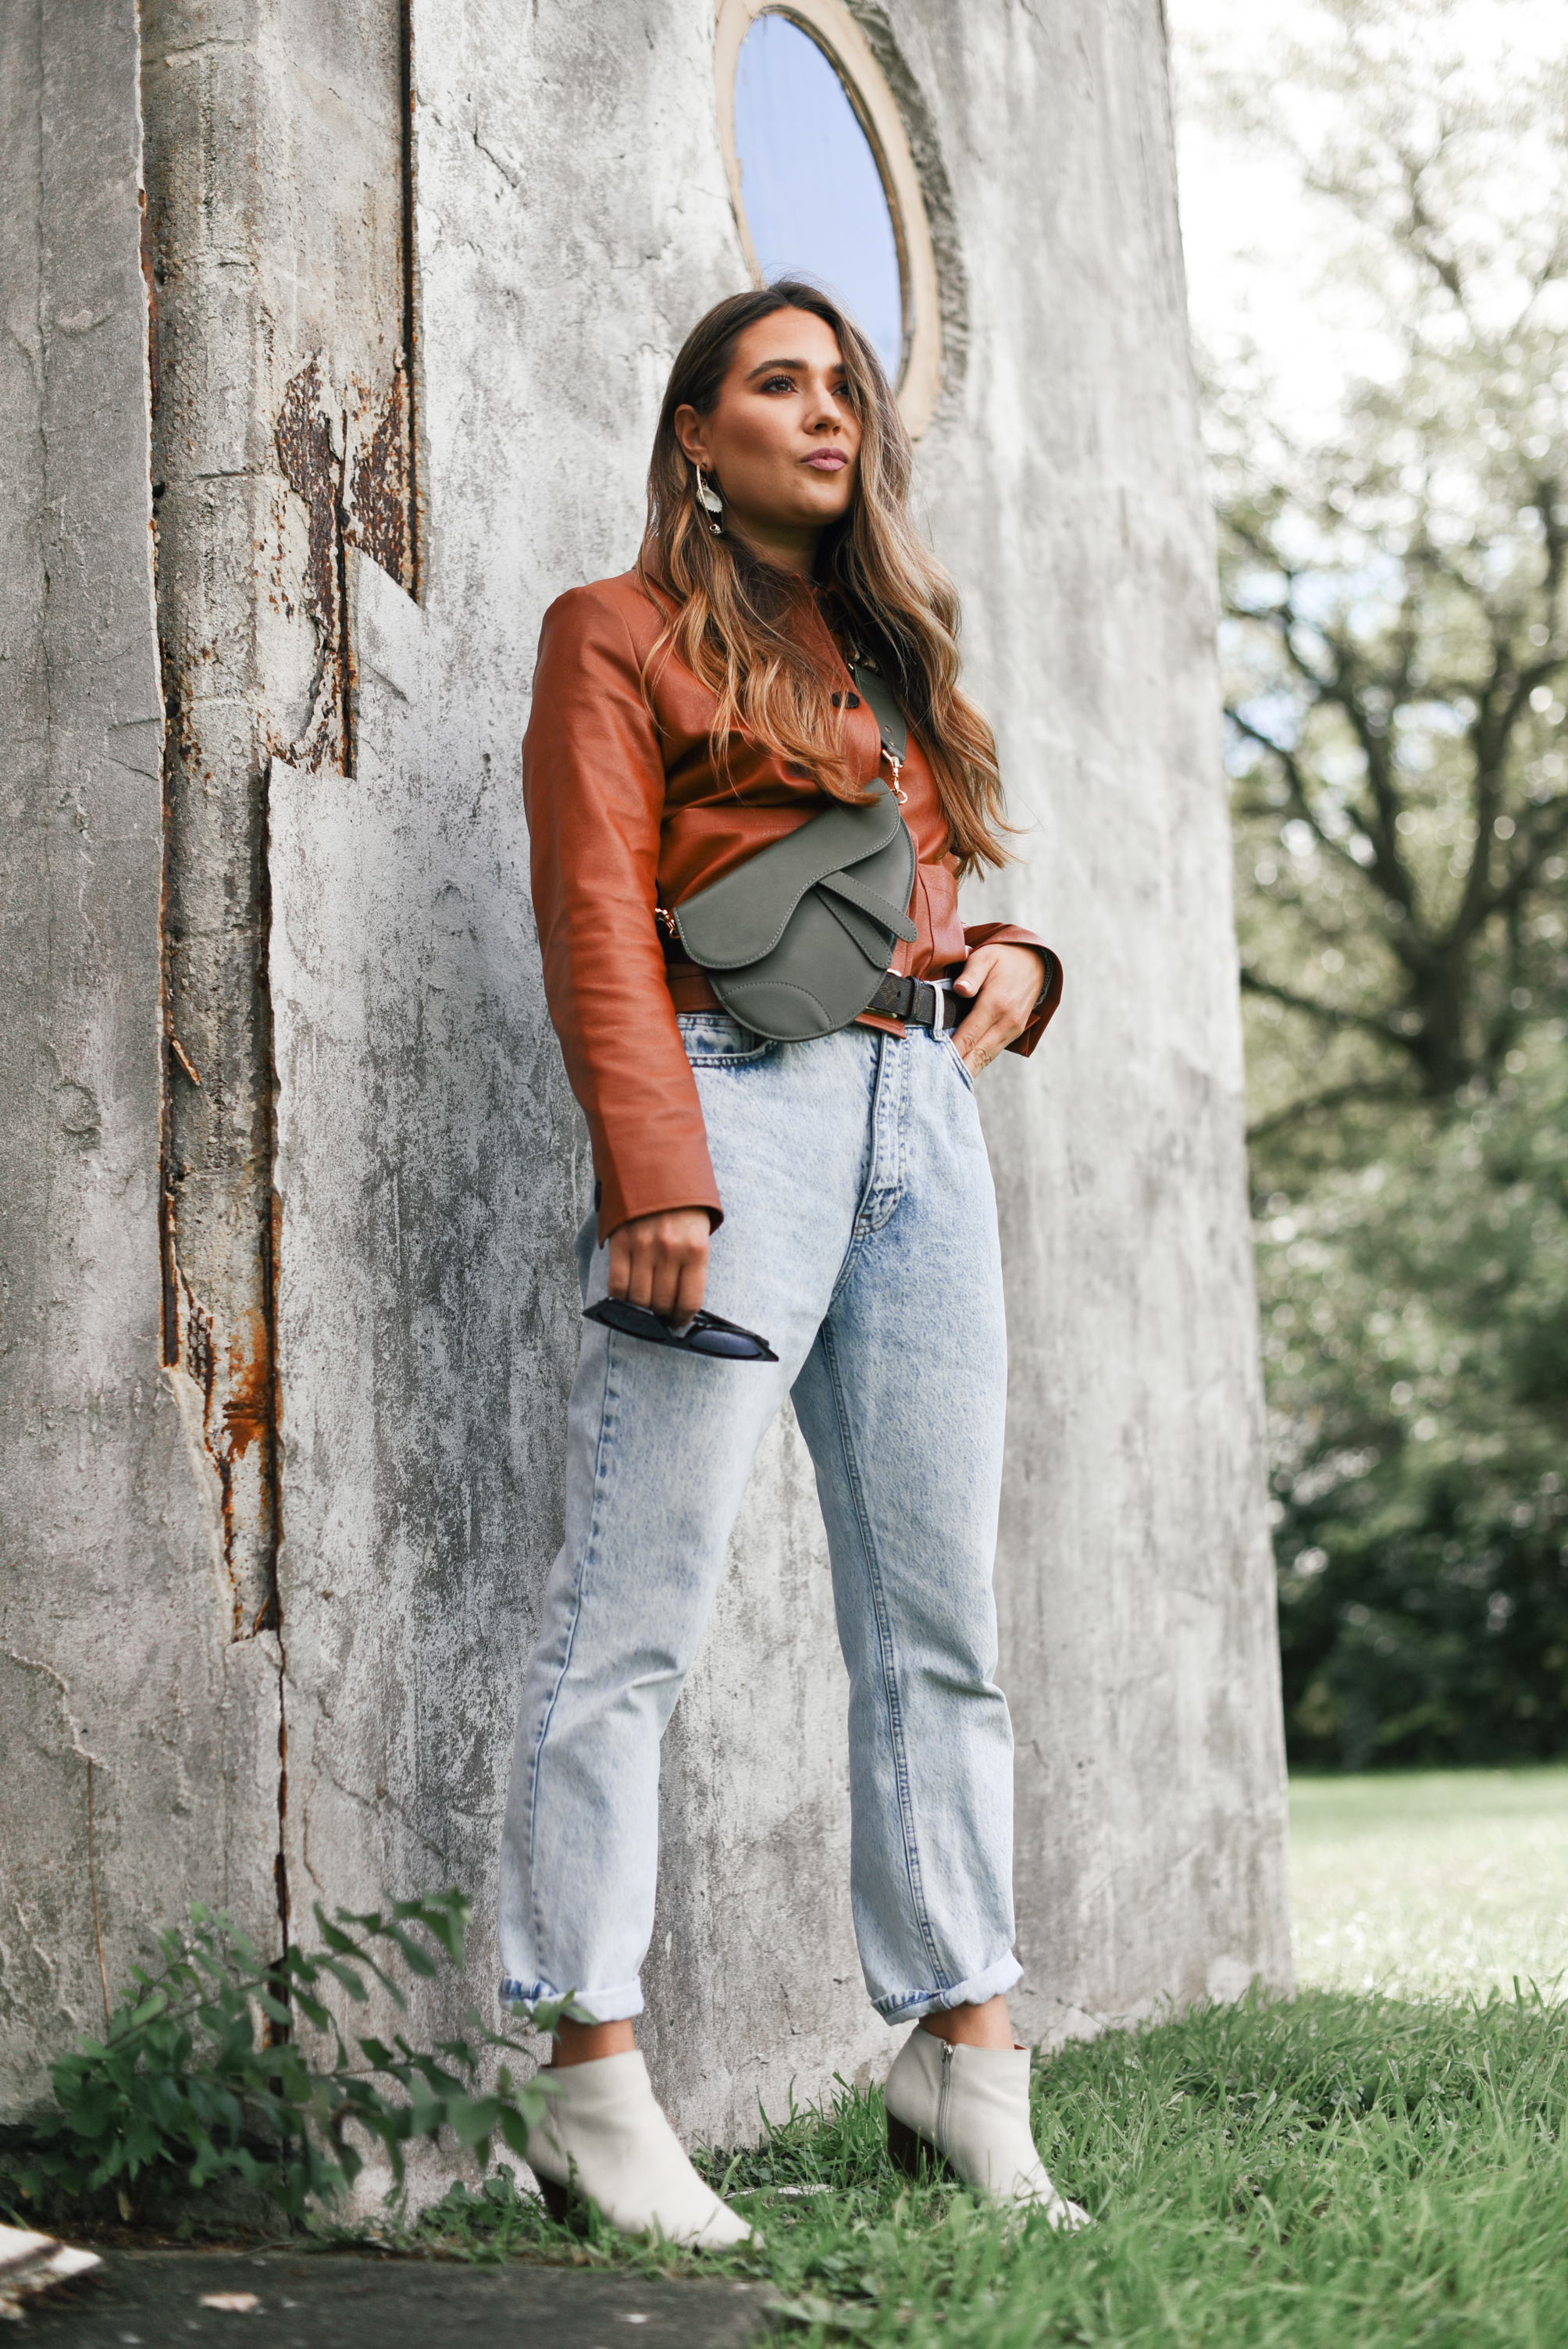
0;0;275;2115
265;0;925;2149
142;0;411;1641
1;0;1288;2157
909;0;1292;2040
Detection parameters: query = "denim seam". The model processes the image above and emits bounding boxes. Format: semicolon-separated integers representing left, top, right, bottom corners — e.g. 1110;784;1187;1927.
686;1043;773;1068
524;1327;621;1977
871;1032;911;1229
871;1949;1023;2023
678;1012;772;1066
819;1316;949;1994
839;1035;908;1299
829;1036;885;1305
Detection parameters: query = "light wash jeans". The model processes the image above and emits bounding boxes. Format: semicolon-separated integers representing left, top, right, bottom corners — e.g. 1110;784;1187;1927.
498;1012;1022;2024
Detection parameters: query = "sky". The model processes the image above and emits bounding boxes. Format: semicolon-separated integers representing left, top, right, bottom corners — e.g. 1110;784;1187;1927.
1167;0;1566;440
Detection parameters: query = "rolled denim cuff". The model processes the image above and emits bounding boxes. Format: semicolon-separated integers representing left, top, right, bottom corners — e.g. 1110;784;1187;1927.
873;1948;1024;2025
498;1973;646;2025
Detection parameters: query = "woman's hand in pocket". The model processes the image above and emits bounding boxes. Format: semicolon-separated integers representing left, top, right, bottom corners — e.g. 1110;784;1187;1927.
951;943;1047;1075
607;1207;712;1319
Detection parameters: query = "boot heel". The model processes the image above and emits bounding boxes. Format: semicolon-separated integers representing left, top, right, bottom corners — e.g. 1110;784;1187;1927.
536;2173;572;2223
886;2112;938;2180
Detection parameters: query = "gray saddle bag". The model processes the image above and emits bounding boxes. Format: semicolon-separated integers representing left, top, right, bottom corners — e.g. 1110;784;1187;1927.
671;658;919;1042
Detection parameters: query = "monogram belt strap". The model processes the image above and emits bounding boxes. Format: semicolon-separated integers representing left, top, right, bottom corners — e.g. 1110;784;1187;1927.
867;973;971;1032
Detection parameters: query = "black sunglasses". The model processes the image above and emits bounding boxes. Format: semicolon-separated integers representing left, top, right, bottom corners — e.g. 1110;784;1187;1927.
583;1298;778;1361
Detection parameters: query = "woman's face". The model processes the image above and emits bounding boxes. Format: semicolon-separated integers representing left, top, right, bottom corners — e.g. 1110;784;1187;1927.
674;308;862;569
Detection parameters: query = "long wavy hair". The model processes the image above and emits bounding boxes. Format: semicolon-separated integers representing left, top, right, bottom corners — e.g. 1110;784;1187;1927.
636;282;1010;875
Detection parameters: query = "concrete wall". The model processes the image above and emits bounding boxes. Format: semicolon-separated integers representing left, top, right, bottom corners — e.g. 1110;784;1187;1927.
0;0;276;2112
0;0;1289;2154
903;0;1292;2043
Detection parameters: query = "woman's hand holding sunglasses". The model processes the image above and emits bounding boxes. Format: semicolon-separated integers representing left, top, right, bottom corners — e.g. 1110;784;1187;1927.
596;1205;775;1360
607;1205;713;1320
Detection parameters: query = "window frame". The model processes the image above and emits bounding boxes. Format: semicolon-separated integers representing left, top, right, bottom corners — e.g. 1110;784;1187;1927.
715;0;943;440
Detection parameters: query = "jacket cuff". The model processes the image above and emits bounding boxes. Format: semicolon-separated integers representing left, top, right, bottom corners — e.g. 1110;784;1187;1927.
593;1153;725;1246
960;924;1064;1059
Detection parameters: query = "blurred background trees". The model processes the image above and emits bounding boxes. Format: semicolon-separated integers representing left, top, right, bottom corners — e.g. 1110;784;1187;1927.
1176;0;1568;1765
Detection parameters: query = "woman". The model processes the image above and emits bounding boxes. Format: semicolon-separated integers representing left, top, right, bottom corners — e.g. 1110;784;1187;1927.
503;283;1081;2245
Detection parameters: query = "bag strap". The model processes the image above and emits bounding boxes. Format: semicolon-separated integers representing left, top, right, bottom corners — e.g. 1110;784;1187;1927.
818;865;917;942
847;651;909;799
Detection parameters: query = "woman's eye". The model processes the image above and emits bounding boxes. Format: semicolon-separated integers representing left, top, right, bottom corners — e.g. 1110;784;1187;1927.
761;374;796;393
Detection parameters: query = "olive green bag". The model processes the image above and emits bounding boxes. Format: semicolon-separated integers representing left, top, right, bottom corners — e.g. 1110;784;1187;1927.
672;658;918;1041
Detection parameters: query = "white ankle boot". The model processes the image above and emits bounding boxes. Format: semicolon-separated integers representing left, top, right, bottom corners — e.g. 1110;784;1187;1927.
526;2051;752;2247
882;2029;1089;2227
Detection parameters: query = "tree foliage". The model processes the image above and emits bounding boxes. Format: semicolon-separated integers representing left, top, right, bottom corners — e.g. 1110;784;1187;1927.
1209;9;1568;1128
1262;1040;1568;1766
1188;0;1568;1763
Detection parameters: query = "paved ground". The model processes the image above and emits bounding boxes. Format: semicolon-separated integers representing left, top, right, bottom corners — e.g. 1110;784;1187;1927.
20;2249;769;2347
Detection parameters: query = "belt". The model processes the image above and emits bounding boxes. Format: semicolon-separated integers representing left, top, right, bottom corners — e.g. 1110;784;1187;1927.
866;972;971;1032
664;956;969;1033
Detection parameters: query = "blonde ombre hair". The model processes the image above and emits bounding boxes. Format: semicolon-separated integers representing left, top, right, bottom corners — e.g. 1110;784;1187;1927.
636;283;1010;876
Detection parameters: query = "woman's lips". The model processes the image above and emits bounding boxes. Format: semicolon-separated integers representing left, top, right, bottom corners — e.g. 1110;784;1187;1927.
804;450;848;470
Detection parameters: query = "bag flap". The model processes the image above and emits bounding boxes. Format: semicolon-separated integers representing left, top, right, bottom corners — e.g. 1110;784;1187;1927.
817;884;904;971
673;783;906;971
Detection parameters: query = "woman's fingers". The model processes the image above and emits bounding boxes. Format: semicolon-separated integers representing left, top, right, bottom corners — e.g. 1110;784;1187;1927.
956;1000;1011;1071
953;943;1046;1071
607;1207;711;1317
674;1248;709;1321
607;1227;635;1303
649;1241;683;1318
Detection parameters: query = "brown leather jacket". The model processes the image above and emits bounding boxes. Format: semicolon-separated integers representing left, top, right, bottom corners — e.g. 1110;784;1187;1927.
522;569;1061;1239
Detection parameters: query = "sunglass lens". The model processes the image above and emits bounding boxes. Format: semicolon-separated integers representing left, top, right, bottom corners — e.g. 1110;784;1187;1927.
685;1327;764;1357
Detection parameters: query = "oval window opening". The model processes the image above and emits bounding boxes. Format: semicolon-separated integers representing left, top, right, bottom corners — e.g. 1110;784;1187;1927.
732;14;905;384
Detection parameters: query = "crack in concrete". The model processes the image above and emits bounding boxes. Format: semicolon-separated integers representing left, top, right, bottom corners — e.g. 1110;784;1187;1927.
138;0;423;2022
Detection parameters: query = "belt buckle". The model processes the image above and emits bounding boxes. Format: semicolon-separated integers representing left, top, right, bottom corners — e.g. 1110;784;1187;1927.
928;982;947;1036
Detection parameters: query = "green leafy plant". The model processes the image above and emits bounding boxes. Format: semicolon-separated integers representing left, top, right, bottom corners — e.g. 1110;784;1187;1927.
16;1889;562;2223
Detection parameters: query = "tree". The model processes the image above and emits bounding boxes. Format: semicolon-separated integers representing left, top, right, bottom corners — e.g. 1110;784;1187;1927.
1181;0;1568;1763
1198;1;1568;1139
1262;1044;1568;1769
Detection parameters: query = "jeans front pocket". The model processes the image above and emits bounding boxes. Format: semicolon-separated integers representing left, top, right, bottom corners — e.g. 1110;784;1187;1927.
677;1011;774;1067
943;1032;976;1095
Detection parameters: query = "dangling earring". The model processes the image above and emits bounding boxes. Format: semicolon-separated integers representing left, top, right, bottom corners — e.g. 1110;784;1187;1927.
694;465;723;536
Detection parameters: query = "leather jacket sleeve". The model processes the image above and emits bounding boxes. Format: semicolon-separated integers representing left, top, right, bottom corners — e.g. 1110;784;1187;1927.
522;585;723;1243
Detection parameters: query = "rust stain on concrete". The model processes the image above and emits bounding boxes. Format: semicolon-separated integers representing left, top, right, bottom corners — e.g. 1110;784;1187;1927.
274;357;349;775
223;1314;273;1464
274;355;417;772
348;355;415;594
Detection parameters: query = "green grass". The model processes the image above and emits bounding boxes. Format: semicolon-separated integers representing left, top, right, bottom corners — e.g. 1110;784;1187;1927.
381;1771;1568;2341
1291;1765;1568;2001
400;1984;1568;2345
261;1773;1565;2340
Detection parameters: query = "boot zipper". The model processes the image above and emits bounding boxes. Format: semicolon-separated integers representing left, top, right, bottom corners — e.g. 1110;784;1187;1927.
936;2041;953;2158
